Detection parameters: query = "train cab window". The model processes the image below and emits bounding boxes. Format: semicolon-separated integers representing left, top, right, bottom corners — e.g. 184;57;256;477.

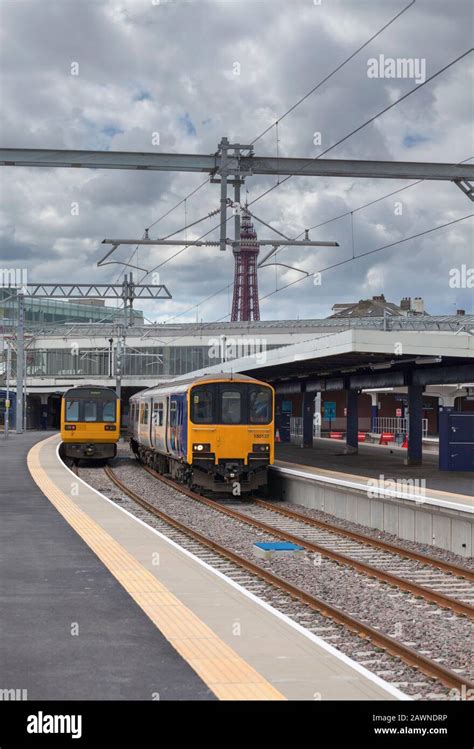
84;401;98;422
102;401;116;422
249;387;272;424
65;400;79;421
191;389;214;424
222;390;241;424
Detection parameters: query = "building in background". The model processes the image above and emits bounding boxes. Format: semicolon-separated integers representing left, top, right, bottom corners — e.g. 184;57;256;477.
330;294;428;319
0;288;144;328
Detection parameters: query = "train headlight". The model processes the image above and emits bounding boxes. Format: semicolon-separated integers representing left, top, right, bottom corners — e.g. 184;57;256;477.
252;443;270;452
65;424;76;431
193;443;210;452
105;425;117;431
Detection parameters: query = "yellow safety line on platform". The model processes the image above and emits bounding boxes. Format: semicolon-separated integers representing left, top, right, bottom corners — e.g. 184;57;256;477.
27;439;285;701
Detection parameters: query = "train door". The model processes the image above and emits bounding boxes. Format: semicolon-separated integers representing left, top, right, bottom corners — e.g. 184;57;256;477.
149;398;154;446
139;402;150;446
151;399;165;451
168;394;187;457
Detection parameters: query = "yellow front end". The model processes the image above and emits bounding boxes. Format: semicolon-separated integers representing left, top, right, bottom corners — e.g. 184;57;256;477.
187;422;274;466
60;400;121;445
185;380;274;492
60;392;120;461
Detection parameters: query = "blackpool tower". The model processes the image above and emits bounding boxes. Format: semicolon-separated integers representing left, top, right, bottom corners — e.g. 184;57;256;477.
230;206;260;322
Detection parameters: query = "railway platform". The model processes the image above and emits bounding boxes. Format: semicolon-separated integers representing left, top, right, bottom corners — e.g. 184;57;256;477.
0;432;408;701
0;431;212;700
272;443;473;556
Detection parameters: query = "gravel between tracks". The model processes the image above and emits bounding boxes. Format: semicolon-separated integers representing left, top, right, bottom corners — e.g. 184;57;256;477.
271;496;474;572
78;451;473;701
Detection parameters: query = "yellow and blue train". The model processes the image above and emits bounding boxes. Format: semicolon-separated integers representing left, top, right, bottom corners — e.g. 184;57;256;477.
129;373;274;493
60;385;120;461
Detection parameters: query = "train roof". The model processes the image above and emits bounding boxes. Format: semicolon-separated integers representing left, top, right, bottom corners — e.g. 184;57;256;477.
62;385;119;399
129;372;270;400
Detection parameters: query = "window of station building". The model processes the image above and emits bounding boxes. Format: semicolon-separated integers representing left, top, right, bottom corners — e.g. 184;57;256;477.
222;390;242;424
65;400;80;421
102;401;116;422
191;388;214;424
249;387;272;424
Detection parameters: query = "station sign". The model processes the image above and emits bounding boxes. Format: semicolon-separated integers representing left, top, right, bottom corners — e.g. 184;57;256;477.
324;401;337;419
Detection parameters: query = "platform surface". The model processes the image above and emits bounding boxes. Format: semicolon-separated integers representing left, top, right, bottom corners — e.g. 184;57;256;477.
3;432;408;701
275;441;474;504
0;431;213;700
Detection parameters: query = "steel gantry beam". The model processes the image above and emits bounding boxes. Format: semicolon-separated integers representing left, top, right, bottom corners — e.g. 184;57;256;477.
22;283;171;299
1;147;473;183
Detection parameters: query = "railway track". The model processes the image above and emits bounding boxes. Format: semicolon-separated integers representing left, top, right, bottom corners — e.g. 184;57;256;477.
140;464;474;618
102;463;474;694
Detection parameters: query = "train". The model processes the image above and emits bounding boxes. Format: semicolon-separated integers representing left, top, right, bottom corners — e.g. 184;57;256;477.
60;385;121;461
129;373;274;493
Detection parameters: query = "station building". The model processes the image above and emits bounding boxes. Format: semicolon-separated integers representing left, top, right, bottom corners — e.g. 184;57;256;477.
1;313;472;434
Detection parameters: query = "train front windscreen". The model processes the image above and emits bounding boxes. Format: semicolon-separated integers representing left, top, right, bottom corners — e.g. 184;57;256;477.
64;389;117;423
190;383;272;425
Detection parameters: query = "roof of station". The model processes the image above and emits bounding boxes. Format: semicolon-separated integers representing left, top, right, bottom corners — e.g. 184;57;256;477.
165;328;474;391
9;314;474;339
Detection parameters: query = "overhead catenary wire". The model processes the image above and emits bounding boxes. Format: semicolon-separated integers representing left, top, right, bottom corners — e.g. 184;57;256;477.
153;155;473;328
258;213;474;304
144;48;474;282
249;48;474;207
250;0;416;146
137;1;420;281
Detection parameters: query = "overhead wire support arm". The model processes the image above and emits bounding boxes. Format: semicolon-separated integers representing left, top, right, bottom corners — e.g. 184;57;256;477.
101;238;339;250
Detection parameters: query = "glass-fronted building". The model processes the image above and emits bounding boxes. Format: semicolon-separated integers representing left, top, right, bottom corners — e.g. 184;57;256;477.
0;288;144;326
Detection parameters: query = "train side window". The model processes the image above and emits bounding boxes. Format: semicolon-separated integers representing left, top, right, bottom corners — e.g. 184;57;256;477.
191;388;214;423
222;390;241;424
153;402;164;426
103;401;116;422
170;400;177;426
143;404;149;424
139;403;145;424
65;400;79;421
248;387;272;424
84;401;98;422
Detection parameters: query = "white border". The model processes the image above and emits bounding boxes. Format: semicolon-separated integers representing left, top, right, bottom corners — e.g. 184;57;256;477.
272;465;474;514
54;441;410;701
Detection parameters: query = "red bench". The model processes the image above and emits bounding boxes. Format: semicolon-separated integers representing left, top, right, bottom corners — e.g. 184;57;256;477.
379;432;395;445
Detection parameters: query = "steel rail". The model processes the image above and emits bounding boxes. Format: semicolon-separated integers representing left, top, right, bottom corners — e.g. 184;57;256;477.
103;465;474;692
255;499;474;581
140;465;474;619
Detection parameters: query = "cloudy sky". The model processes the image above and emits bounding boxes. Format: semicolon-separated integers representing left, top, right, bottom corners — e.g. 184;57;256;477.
0;0;472;323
